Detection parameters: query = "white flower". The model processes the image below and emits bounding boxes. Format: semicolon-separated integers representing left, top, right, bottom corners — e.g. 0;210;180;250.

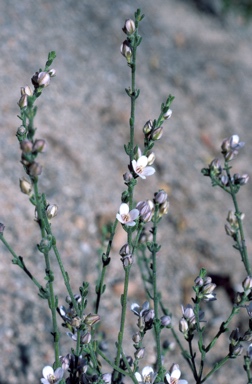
131;301;150;317
165;364;188;384
135;366;156;383
41;366;64;384
132;156;155;179
116;203;139;226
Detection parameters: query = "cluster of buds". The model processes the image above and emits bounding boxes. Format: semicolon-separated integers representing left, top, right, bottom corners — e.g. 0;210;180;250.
221;135;245;161
229;328;244;358
194;274;216;302
131;301;155;332
119;243;133;267
225;210;245;239
18;85;33;109
120;19;136;64
20;138;46;177
136;200;154;222
58;294;100;345
143;120;164;142
206;158;249;188
179;304;197;339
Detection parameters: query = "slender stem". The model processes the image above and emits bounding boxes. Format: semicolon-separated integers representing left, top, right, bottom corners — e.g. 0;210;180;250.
225;164;251;275
201;354;230;383
114;265;131;376
95;219;118;313
33;180;60;367
152;205;162;374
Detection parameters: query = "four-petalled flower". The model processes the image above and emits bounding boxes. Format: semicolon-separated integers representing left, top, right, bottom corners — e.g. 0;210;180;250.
135;366;156;384
41;366;64;384
116;203;139;226
132;156;155;179
165;364;188;384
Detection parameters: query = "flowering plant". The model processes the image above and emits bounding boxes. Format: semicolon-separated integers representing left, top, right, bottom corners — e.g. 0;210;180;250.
0;7;252;384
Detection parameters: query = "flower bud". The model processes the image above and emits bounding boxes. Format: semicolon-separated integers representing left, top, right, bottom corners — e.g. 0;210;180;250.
19;178;32;195
17;126;26;136
159;201;169;216
134;348;145;360
122;19;135;35
33;139;46;153
151;126;163;141
209;158;222;176
247;344;252;359
28;162;43;177
20;139;33;153
0;223;5;234
233;173;249;185
121;254;133;267
81;332;91;344
154;190;168;205
163;109;172;119
160;315;171;327
46;204;58;219
18;94;28;108
194;276;204;287
242;276;252;291
123;172;133;183
21;85;33;96
85;313;100;326
132;332;141;343
143;120;153;135
119;243;130;256
32;71;50;88
179;318;188;334
147;152;155;165
120;40;132;63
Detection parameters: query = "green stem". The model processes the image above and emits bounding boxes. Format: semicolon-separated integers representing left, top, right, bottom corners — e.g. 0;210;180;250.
33;180;60;367
152;205;162;374
201;354;230;383
95;219;118;313
225;164;251;275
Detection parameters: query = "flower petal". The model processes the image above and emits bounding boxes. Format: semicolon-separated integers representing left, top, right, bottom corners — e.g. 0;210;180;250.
142;166;155;177
142;366;154;378
135;372;142;382
119;203;129;215
42;366;54;379
116;213;125;224
131;303;140;315
129;209;139;220
137;156;148;167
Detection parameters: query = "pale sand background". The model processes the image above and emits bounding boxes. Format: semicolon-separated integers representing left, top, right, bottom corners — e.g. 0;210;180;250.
1;1;252;383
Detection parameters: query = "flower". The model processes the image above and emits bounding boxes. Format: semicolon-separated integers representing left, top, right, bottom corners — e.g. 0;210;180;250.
41;366;64;384
165;364;188;384
131;301;150;317
135;366;156;384
132;156;155;179
116;203;139;226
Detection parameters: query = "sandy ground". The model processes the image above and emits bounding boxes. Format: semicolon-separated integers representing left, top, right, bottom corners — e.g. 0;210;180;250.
1;1;252;383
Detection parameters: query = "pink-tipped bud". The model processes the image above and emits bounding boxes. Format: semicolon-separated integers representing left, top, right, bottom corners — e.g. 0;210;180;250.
81;332;91;344
154;190;168;205
20;139;33;153
21;85;33;96
33;139;46;153
132;332;141;343
28;162;43;177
